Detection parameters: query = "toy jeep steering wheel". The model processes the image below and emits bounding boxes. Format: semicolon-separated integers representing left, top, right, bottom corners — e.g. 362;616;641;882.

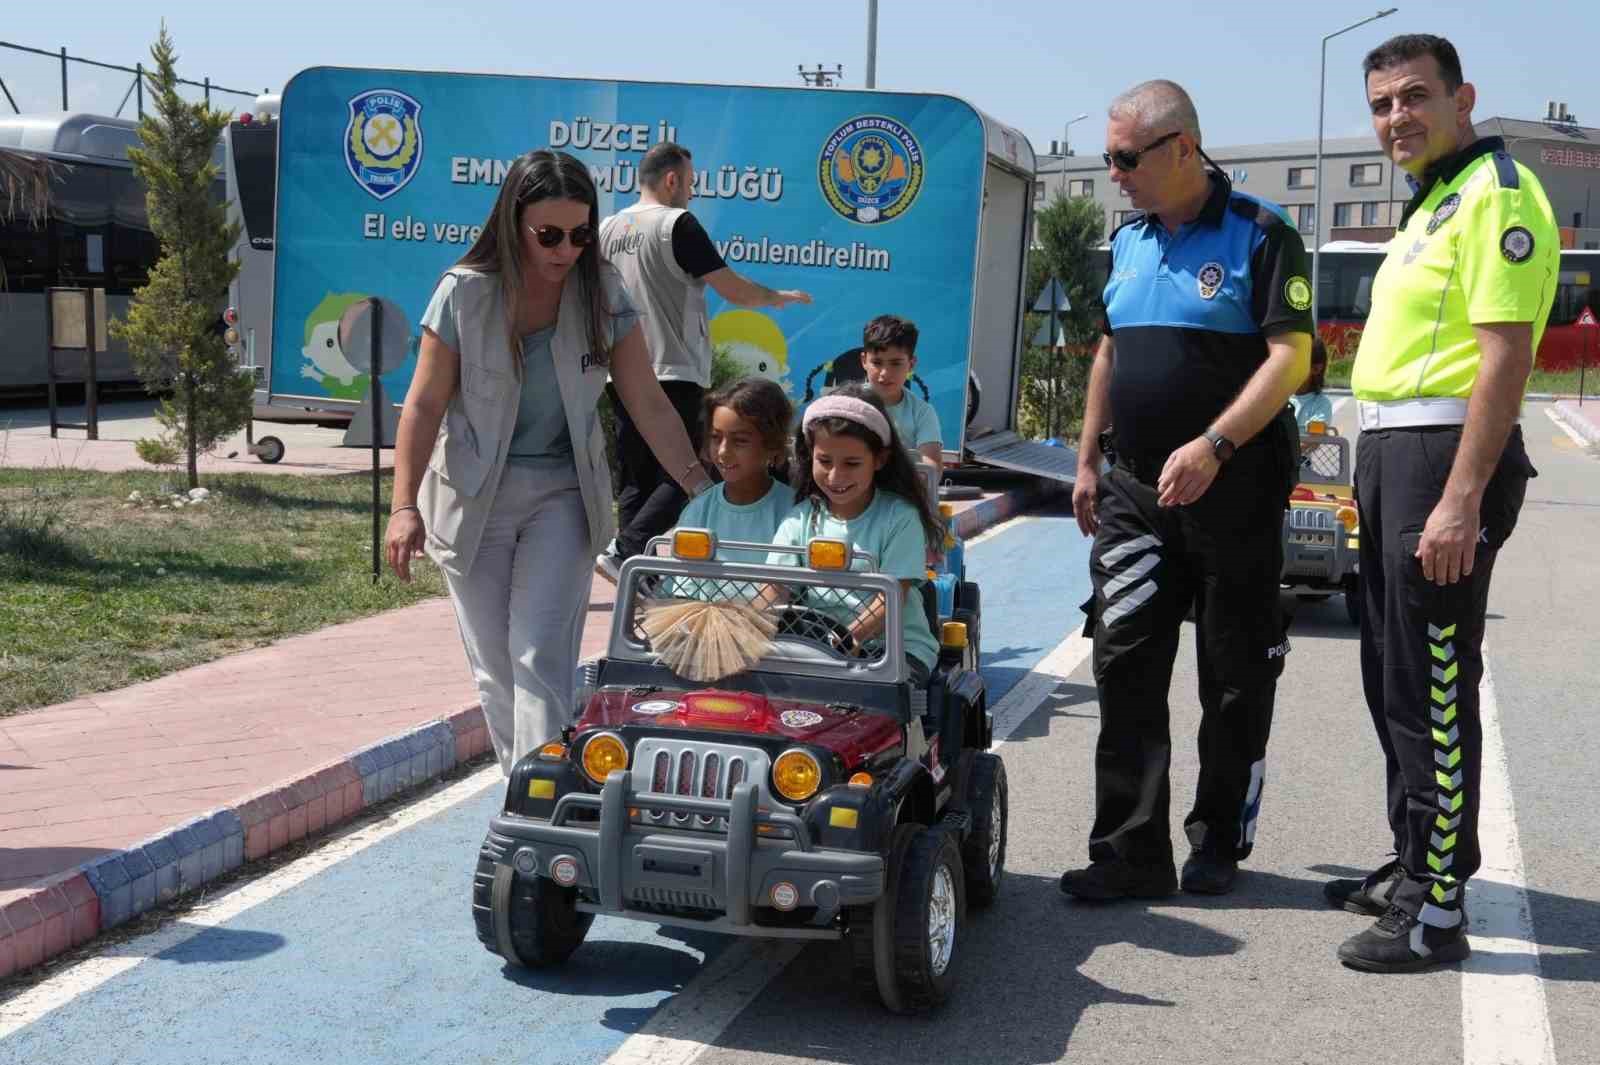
777;605;857;657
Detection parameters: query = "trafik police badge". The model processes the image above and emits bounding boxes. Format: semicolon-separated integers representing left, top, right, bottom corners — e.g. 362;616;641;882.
345;89;423;201
1500;226;1535;263
819;115;924;224
1197;261;1225;300
1426;192;1461;235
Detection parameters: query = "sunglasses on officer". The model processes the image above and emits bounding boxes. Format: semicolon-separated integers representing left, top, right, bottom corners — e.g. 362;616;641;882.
526;223;596;249
1103;130;1182;172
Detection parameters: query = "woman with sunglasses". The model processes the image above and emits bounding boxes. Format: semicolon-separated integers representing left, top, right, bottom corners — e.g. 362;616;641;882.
385;148;713;774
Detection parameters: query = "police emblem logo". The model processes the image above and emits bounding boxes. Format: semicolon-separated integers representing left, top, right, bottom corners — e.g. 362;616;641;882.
780;709;824;729
1284;276;1312;311
1425;192;1461;235
818;115;924;224
1197;261;1225;300
1500;225;1535;263
345;89;423;201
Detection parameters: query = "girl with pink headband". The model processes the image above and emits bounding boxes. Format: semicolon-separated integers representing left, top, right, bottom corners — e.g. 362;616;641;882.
769;383;945;683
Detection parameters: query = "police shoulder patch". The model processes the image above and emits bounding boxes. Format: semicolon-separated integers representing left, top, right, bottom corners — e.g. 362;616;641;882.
1426;192;1461;235
1500;226;1535;263
1284;276;1312;311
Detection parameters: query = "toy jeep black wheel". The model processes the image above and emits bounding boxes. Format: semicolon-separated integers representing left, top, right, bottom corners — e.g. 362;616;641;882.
961;753;1007;907
854;823;965;1013
1343;573;1362;626
474;855;592;968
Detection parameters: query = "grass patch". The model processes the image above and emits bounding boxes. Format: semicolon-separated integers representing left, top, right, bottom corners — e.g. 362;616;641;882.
0;468;447;717
1323;360;1600;397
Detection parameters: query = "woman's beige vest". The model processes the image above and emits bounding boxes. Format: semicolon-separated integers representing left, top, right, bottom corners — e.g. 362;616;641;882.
418;266;617;576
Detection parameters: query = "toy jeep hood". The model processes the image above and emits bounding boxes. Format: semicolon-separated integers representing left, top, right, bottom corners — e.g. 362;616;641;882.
575;687;900;754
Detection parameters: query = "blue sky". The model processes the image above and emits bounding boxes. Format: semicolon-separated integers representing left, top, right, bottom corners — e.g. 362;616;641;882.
4;1;1596;153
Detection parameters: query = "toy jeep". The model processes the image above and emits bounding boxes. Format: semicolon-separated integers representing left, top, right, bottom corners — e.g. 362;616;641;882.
471;530;1001;1013
1281;422;1362;624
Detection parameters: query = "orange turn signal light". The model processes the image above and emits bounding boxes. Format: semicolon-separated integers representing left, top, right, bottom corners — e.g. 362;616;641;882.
806;537;850;571
672;528;715;561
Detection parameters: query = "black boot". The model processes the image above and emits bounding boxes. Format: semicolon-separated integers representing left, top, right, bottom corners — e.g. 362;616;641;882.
1337;903;1469;973
1180;850;1238;895
1324;857;1405;916
1059;858;1177;901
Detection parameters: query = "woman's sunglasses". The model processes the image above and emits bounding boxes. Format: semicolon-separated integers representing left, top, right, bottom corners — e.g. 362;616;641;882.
1102;130;1181;172
527;223;596;248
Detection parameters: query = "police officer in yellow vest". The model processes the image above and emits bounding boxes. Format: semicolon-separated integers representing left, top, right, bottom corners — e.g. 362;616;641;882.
1325;35;1555;973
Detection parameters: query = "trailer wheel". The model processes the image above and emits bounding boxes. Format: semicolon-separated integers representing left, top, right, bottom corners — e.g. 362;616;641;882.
255;436;285;464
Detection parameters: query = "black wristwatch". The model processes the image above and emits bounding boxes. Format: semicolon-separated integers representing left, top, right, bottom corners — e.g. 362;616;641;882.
1203;429;1236;463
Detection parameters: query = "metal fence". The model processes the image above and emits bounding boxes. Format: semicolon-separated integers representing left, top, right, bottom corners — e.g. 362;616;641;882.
0;39;267;118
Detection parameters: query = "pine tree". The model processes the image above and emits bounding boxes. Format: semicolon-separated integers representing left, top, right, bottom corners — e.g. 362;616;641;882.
111;25;252;488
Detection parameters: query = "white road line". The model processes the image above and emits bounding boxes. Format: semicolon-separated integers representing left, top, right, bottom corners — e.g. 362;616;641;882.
1545;406;1591;448
604;629;1094;1065
964;513;1034;548
0;766;501;1037
1461;649;1557;1065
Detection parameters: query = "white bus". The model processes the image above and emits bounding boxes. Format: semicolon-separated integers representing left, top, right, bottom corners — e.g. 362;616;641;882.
0;112;212;392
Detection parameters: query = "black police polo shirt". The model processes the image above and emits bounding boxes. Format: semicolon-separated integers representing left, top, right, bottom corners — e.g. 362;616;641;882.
1102;174;1314;460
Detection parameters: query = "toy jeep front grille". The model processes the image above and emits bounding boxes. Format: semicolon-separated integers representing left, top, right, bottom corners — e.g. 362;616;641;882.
633;738;775;829
1289;507;1338;531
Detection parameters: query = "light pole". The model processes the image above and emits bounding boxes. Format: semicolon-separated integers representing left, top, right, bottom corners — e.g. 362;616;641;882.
1063;112;1089;158
1312;7;1397;320
865;0;878;88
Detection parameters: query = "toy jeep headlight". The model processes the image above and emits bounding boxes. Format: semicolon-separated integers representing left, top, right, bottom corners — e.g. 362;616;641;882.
580;731;629;784
772;748;822;802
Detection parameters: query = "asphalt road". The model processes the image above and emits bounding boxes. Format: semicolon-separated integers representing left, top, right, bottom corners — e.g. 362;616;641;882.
2;400;1594;1065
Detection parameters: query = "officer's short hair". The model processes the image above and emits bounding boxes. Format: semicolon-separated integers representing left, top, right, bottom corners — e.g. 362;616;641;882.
1363;34;1464;93
640;142;693;190
1108;80;1201;146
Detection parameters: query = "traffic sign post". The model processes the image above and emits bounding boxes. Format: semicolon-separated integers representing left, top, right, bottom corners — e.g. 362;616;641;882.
1577;305;1598;406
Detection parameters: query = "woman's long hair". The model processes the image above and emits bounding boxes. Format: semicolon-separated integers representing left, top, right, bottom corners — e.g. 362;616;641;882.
455;149;608;377
792;383;943;547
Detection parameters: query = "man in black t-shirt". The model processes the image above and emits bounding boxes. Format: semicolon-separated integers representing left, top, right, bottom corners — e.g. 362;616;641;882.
595;142;811;578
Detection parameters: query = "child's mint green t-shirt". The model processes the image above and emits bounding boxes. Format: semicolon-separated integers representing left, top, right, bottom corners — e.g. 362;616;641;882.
885;388;942;450
768;491;938;670
665;479;793;600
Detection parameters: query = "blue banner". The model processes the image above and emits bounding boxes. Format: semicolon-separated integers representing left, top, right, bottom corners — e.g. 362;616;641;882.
272;67;987;440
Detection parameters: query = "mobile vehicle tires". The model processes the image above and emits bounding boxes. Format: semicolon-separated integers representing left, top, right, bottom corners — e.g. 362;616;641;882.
1343;573;1361;626
255;435;285;464
853;823;965;1013
474;855;592;968
961;753;1008;907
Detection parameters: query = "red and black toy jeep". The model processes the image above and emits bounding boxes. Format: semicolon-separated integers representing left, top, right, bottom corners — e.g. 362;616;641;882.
472;530;1004;1013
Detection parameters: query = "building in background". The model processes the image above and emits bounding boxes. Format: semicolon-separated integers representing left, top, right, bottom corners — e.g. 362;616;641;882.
1035;109;1600;251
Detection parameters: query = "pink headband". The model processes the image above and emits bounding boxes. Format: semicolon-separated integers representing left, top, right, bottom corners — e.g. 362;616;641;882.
803;394;892;446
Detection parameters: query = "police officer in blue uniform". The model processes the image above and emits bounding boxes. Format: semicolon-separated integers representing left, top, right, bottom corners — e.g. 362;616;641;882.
1060;80;1313;900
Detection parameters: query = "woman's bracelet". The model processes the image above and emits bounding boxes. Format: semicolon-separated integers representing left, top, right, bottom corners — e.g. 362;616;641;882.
390;504;421;517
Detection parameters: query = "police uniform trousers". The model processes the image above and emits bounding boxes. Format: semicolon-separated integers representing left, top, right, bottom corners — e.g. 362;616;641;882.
1086;437;1291;867
1355;424;1534;917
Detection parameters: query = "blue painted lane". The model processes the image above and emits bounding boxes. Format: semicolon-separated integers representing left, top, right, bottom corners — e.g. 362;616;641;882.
0;785;723;1065
0;505;1087;1065
966;505;1091;705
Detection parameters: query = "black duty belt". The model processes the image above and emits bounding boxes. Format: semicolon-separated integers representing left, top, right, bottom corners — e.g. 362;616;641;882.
1113;453;1166;486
